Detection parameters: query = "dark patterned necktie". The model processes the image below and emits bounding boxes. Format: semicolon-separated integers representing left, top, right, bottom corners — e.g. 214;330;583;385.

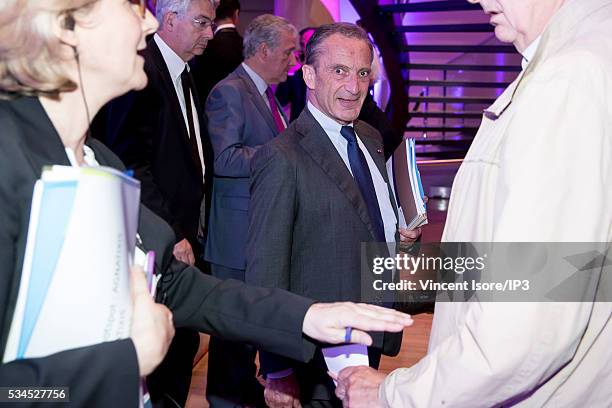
180;66;203;179
340;125;386;242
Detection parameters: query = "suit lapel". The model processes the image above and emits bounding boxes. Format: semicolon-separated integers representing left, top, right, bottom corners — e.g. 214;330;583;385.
235;65;280;135
355;121;399;218
355;121;388;183
14;98;132;174
146;40;202;175
277;94;289;127
296;110;380;241
13;97;72;173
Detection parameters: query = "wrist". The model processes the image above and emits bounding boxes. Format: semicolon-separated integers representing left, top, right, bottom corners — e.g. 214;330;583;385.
267;368;294;380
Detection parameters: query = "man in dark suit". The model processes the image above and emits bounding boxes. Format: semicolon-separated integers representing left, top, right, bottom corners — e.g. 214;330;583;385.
246;23;420;407
192;0;243;101
359;92;403;159
276;26;315;122
93;0;217;406
203;14;298;407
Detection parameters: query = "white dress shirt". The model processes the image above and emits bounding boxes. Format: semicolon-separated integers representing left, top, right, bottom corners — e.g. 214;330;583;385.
242;62;287;128
214;23;236;35
521;36;541;70
307;102;397;242
65;145;99;168
154;34;205;180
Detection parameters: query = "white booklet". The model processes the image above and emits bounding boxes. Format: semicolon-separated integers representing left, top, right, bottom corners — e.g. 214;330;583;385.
3;165;140;363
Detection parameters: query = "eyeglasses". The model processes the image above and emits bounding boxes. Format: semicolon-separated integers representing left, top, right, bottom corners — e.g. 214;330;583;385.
129;0;147;19
192;17;216;32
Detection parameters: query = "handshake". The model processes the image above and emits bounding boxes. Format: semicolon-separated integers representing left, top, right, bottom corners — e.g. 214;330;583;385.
264;364;387;408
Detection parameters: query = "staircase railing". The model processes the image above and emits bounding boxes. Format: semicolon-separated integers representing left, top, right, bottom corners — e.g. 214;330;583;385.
348;0;521;159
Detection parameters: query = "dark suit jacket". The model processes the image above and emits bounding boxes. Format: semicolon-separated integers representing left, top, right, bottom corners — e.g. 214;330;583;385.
275;67;307;123
358;92;402;160
0;97;317;406
246;108;402;401
93;37;213;252
192;27;244;101
204;64;287;273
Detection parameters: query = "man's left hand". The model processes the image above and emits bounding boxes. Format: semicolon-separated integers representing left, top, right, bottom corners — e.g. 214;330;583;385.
399;227;421;242
333;366;385;408
302;303;413;346
264;373;301;408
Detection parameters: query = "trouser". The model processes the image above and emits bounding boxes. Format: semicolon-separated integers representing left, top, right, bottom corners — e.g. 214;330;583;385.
147;328;200;408
206;263;265;408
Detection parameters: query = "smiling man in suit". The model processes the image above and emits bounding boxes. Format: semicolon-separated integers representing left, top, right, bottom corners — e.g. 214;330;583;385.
203;14;298;408
246;23;420;408
93;0;218;406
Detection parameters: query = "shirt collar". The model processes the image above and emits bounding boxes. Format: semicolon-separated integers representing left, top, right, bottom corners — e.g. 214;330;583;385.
154;33;188;82
242;62;268;95
65;145;99;167
214;23;236;35
307;101;353;135
521;35;542;70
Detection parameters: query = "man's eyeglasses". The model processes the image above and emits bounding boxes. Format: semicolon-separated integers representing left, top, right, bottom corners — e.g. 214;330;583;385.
129;0;146;19
192;17;216;32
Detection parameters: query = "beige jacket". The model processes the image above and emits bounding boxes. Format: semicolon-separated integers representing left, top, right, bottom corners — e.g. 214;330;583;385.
380;0;612;406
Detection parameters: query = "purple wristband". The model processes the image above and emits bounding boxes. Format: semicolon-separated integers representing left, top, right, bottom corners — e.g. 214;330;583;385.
344;326;352;343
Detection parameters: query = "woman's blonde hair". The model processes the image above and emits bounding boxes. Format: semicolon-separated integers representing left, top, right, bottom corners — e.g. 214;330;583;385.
0;0;97;99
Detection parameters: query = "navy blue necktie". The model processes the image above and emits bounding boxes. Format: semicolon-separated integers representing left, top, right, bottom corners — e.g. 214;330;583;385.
340;126;386;242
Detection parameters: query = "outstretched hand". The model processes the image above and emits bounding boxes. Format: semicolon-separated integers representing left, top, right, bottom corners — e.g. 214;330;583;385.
302;302;413;345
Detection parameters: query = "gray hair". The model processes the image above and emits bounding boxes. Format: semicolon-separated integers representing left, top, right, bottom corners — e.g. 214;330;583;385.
305;22;373;68
156;0;219;26
243;14;298;59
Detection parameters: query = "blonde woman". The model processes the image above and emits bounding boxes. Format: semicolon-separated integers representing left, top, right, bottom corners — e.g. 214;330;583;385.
0;1;173;406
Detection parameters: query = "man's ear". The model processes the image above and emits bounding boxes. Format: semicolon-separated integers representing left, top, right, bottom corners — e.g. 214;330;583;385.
163;11;176;31
255;42;270;64
302;64;316;90
258;42;269;59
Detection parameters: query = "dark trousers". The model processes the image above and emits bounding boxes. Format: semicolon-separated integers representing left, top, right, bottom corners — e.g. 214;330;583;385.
206;263;265;408
146;238;207;407
147;328;200;408
302;400;343;408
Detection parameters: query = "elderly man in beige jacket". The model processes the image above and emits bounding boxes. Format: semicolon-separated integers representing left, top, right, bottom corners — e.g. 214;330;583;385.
334;0;612;406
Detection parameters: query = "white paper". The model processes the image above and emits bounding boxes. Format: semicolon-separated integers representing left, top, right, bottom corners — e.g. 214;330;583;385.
322;344;369;385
